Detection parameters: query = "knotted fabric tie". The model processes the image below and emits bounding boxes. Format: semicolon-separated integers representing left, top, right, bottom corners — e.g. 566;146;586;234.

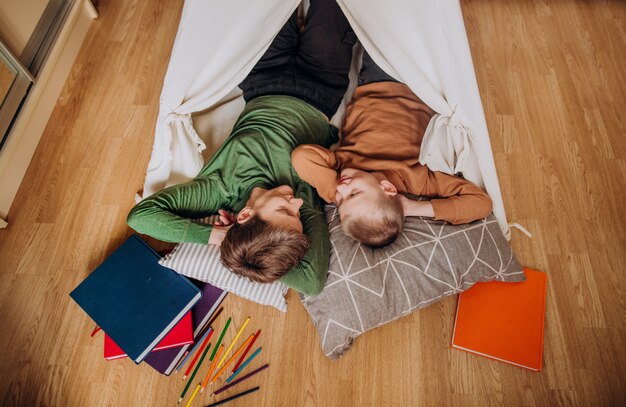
163;112;206;156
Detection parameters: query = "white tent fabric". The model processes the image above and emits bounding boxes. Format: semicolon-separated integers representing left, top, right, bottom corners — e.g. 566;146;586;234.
142;0;300;195
141;0;511;238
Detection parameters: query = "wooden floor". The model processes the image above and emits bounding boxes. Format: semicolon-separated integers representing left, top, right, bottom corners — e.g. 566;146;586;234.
1;0;625;406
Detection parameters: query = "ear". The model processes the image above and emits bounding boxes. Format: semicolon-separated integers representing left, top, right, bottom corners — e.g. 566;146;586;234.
236;207;255;224
379;180;398;196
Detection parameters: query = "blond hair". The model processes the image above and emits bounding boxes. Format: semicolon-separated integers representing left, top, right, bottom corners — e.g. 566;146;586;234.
342;195;404;247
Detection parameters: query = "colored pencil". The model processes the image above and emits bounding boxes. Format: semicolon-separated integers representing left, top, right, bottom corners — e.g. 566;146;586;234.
176;327;212;373
184;384;200;407
200;344;223;393
216;316;250;369
232;329;260;372
210;334;254;383
183;328;214;379
204;386;260;407
173;350;190;372
210;317;231;361
212;364;269;396
226;347;262;384
176;307;219;374
90;325;101;337
178;342;212;403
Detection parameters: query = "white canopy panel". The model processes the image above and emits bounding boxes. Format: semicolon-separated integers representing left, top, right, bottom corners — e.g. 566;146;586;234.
141;0;510;237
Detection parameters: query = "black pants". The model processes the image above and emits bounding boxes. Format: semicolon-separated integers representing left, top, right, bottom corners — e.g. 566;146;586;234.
358;52;399;86
239;0;356;118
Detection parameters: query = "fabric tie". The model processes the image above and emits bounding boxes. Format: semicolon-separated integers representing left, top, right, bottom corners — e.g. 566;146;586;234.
506;222;533;240
420;106;476;176
163;112;207;156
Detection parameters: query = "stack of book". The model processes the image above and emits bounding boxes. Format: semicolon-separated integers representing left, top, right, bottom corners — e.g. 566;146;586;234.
70;235;227;374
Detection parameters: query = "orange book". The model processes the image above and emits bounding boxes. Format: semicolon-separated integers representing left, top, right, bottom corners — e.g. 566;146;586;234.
451;268;547;371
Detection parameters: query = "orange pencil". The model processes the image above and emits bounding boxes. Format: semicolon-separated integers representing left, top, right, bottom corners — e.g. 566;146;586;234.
216;317;250;369
200;344;223;393
211;334;254;383
232;329;260;373
183;328;213;380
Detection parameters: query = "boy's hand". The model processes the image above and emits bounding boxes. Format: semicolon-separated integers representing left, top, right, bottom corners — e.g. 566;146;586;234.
214;209;235;227
208;210;235;246
398;195;435;218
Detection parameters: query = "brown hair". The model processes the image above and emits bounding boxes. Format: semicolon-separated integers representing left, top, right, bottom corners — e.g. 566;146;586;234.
342;195;404;247
220;216;310;283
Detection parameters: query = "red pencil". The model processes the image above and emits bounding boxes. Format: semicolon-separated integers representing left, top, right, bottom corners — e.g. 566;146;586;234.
90;325;101;337
232;329;260;373
183;329;214;380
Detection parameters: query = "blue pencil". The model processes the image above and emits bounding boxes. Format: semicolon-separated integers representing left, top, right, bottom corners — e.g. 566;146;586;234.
225;346;262;383
175;327;212;373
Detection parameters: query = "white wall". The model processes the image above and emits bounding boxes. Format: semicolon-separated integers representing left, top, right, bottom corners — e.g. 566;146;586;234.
0;0;50;55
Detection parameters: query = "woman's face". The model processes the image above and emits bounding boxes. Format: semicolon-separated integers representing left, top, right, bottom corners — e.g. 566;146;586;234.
250;185;304;232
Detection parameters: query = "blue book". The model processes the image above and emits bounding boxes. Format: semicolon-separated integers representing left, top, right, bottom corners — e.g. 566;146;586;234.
70;235;202;364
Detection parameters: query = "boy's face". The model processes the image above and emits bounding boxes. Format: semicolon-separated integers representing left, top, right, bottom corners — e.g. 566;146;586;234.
335;169;390;219
250;185;304;232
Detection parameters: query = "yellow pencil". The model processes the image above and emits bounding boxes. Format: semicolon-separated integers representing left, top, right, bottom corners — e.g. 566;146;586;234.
211;334;254;384
216;316;250;369
200;345;223;393
184;384;200;407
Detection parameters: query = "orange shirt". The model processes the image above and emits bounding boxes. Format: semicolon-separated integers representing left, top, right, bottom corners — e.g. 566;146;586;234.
291;82;492;225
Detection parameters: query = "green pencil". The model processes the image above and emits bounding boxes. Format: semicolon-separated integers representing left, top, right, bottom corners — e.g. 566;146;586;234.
177;342;211;404
210;317;231;361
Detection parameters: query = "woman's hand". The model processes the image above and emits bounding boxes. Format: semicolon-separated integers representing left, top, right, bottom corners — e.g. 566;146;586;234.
208;209;235;246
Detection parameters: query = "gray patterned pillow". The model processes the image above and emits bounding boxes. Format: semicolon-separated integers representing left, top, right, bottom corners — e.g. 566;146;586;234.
301;204;524;359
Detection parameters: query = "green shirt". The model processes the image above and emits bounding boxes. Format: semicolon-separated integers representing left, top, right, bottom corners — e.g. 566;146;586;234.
127;96;338;295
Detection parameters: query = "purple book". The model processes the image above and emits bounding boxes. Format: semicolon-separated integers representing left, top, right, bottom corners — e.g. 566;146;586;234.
144;279;227;375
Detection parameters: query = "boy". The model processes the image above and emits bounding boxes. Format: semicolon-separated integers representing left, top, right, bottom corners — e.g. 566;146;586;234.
127;0;356;295
292;53;492;247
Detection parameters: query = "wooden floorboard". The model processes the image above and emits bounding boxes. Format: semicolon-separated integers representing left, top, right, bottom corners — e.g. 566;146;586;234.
0;0;624;405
